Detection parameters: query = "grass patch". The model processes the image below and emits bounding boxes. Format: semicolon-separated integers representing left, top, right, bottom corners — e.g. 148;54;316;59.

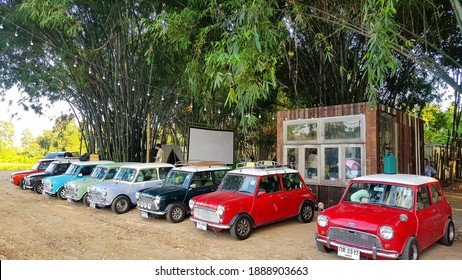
0;163;33;171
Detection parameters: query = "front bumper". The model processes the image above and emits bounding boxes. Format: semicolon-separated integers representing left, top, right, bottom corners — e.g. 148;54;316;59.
190;216;231;230
315;233;400;259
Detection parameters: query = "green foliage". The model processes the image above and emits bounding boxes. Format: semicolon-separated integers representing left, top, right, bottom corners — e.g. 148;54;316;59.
0;121;15;150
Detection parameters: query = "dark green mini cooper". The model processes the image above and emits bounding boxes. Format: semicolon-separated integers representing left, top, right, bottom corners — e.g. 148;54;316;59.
136;161;230;223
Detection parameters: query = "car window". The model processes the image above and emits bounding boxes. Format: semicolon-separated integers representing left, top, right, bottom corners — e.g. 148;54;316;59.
106;168;118;180
430;184;442;204
190;172;209;188
345;182;414;210
58;163;69;172
81;166;94;176
39;162;51;171
115;168;137;182
159;167;172;179
417;186;431;210
259;176;281;194
220;174;257;194
282;173;303;190
212;170;228;184
140;169;157;181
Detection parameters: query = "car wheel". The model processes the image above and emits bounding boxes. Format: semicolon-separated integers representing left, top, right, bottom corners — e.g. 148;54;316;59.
19;179;25;190
297;201;314;223
400;236;419;260
439;219;455;246
166;204;186;223
230;215;252;240
34;183;43;194
82;193;90;206
316;240;332;253
57;187;67;200
111;196;131;214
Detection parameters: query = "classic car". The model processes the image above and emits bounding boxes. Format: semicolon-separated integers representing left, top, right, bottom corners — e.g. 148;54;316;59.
87;162;174;214
42;161;113;199
136;161;230;223
10;158;55;189
64;162;133;205
315;174;455;260
23;158;79;194
189;161;316;240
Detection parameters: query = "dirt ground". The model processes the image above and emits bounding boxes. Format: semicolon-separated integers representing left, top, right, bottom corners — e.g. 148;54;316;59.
1;170;462;260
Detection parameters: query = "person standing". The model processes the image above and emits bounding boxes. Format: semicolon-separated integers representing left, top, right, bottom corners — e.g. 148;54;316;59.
154;143;165;163
424;158;437;177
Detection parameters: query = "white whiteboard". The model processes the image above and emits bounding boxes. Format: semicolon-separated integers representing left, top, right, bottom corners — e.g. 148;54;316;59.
188;127;234;165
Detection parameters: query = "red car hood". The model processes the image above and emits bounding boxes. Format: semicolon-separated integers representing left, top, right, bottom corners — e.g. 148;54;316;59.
12;169;36;176
323;203;406;232
194;190;252;209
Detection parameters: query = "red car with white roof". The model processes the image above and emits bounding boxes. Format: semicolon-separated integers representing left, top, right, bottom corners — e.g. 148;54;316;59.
10;158;54;189
189;161;316;240
315;173;454;260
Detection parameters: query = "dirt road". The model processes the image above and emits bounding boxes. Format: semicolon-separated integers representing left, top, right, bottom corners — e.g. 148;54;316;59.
1;170;462;260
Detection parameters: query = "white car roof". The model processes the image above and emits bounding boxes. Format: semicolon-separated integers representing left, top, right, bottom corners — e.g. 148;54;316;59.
71;160;114;166
351;173;438;186
172;161;230;172
118;162;174;170
228;162;299;176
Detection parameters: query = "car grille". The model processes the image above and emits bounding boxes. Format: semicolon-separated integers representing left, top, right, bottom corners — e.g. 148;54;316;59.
327;227;383;249
137;197;159;211
65;186;77;197
89;192;104;201
193;207;220;223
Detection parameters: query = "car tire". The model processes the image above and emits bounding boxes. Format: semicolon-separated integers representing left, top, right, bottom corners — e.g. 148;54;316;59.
82;193;90;207
230;215;252;240
316;240;332;253
400;236;419;260
111;196;131;214
297;201;314;223
34;183;43;194
57;187;67;200
19;179;25;190
439;219;455;246
166;204;186;223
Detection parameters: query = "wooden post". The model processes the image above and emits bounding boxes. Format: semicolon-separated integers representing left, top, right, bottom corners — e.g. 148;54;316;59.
146;113;150;163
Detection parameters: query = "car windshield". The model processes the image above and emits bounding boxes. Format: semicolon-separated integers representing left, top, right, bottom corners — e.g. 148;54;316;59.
44;163;58;173
219;174;257;195
114;167;137;182
163;170;192;188
65;164;81;175
31;162;40;170
91;167;108;179
344;182;414;210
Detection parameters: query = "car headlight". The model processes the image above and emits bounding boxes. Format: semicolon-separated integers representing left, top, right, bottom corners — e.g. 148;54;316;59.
217;205;225;216
317;214;329;227
189;199;195;209
135;192;140;200
379;226;395;240
154;195;161;205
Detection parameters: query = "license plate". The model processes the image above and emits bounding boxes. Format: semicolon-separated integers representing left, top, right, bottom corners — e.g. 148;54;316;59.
90;201;96;208
140;211;149;219
338;245;360;260
196;221;207;231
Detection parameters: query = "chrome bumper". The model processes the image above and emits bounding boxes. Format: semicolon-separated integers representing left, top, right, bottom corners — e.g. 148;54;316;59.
190;216;231;230
315;233;400;259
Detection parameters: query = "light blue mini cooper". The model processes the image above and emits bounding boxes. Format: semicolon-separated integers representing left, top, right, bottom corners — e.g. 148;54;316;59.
42;161;114;199
87;162;174;214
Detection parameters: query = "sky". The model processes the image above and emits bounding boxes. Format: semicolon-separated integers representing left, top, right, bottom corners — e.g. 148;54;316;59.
0;86;72;147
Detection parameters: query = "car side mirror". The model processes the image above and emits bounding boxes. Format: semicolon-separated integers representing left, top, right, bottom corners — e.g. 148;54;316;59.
257;191;267;198
78;173;83;177
190;184;197;189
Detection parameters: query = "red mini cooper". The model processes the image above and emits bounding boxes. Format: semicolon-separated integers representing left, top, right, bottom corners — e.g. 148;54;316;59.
10;158;54;189
189;161;316;240
315;174;455;260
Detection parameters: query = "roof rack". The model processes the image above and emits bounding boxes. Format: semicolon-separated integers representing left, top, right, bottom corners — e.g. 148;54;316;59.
174;160;227;168
235;160;289;172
